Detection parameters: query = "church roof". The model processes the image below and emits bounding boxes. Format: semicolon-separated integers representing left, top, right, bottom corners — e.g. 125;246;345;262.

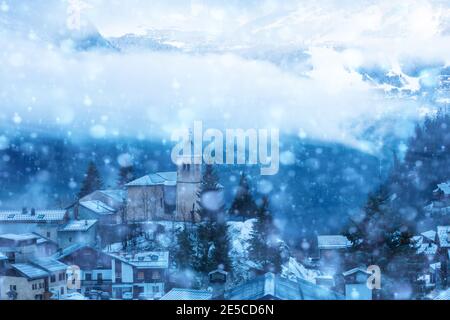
126;172;177;187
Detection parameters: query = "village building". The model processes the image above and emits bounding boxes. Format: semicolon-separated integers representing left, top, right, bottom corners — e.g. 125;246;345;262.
0;209;68;243
160;288;213;300
54;245;112;295
69;189;126;225
317;235;352;275
425;182;450;216
0;263;48;300
125;154;202;223
30;258;68;300
109;251;169;299
436;225;450;288
225;272;344;300
57;220;98;249
340;267;373;300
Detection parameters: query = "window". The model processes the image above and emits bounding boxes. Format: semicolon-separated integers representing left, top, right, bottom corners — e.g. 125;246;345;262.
137;271;145;280
85;273;92;281
160;198;163;208
10;285;16;291
97;273;103;282
59;273;65;281
153;285;160;293
61;287;64;295
46;232;51;238
152;271;160;280
32;284;37;290
50;275;56;283
68;237;73;242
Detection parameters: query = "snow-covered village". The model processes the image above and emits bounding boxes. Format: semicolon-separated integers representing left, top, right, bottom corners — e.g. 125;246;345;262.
0;0;450;302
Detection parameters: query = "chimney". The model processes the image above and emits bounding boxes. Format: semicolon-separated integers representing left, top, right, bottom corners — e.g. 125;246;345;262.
85;220;88;226
22;207;28;215
31;208;36;216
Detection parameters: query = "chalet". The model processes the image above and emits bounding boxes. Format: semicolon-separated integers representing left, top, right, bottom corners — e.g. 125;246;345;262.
70;189;126;225
160;288;213;300
0;233;43;263
0;209;68;242
426;182;450;216
413;230;438;262
225;272;344;300
110;251;169;299
436;226;450;287
317;235;351;274
57;219;98;249
0;263;48;300
30;258;68;299
340;267;373;300
54;245;112;294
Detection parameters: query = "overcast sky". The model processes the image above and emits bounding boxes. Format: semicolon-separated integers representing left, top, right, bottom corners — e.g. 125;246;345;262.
0;0;449;152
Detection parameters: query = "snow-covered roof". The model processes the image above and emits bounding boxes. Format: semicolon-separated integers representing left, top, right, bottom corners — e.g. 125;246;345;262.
60;292;88;300
31;258;68;273
0;210;67;222
416;243;438;256
80;200;116;215
11;263;49;280
53;244;87;259
421;230;437;242
342;267;370;277
110;251;169;269
160;288;212;300
435;182;450;195
59;220;97;232
0;233;40;242
437;226;450;248
98;189;126;202
317;235;352;249
428;288;450;300
126;172;177;187
226;272;343;300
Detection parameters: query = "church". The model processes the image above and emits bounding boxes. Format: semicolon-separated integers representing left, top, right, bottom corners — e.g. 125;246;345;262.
124;154;203;223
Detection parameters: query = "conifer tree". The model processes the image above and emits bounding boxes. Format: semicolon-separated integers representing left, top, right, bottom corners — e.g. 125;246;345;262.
78;161;103;199
174;224;195;270
117;165;135;187
248;196;281;273
229;171;258;221
194;164;231;273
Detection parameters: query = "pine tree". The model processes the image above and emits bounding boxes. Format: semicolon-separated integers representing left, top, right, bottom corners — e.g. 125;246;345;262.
196;164;224;221
174;224;195;270
78;161;103;199
194;164;231;273
117;165;135;187
248;196;281;273
229;171;258;221
344;185;427;298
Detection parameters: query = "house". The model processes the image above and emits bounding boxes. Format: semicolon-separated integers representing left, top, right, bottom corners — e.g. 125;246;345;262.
340;267;373;300
160;288;213;300
317;235;351;274
413;230;438;262
30;258;68;300
125;153;202;223
225;272;344;300
0;209;68;242
110;251;169;299
0;233;42;263
70;189;126;225
0;232;59;264
57;219;98;248
54;245;112;294
0;263;48;300
426;182;450;217
436;226;450;287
